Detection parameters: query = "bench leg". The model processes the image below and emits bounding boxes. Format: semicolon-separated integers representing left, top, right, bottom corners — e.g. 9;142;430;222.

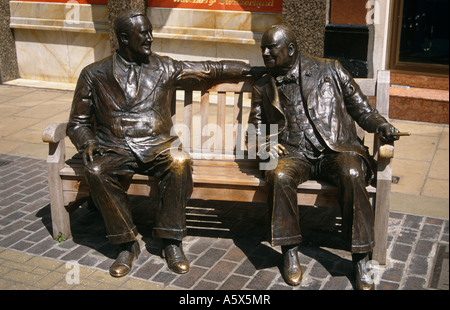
372;156;392;265
46;140;72;240
47;164;72;240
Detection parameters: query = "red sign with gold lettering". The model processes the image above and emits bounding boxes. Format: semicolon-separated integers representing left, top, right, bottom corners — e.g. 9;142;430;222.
15;0;108;4
17;0;282;13
148;0;282;13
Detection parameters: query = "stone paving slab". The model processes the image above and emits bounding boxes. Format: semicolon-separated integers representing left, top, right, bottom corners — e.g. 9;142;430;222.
0;153;448;291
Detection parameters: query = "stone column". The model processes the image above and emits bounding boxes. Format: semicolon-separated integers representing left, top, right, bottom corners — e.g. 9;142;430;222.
107;0;147;53
282;0;328;57
0;0;19;83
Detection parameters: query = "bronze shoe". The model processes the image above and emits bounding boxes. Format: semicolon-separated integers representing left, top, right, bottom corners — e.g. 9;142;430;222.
353;253;375;290
109;241;140;278
163;243;190;274
282;246;303;286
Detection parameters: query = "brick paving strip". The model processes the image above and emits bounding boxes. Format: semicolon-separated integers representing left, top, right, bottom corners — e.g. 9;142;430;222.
0;153;448;290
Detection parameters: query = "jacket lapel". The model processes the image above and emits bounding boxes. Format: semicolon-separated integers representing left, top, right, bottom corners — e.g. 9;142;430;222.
96;54;164;108
266;75;283;115
299;54;320;106
261;54;321;134
262;75;287;135
265;54;319;114
95;55;127;107
129;57;163;106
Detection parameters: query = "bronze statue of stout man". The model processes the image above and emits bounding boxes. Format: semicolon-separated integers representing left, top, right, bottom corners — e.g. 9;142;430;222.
67;11;251;278
248;25;401;289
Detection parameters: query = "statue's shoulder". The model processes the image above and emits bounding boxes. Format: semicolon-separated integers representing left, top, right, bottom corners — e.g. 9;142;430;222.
81;55;114;74
254;73;272;89
300;54;345;82
149;52;173;65
300;53;336;70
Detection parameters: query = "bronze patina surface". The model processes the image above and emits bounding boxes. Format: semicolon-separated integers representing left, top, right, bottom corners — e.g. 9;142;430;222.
247;25;401;289
67;10;251;277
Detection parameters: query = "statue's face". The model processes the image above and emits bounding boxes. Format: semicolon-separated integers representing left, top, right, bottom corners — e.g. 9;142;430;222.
125;15;153;58
261;29;293;72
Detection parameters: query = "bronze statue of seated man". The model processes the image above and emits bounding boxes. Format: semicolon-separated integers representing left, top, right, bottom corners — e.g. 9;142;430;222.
247;25;401;289
67;10;252;278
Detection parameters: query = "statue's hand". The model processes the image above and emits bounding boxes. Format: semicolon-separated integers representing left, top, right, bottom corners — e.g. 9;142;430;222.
82;144;106;166
268;143;289;159
248;66;269;79
377;123;400;143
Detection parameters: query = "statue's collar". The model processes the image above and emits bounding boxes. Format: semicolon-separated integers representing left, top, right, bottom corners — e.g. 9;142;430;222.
274;57;300;85
115;52;140;70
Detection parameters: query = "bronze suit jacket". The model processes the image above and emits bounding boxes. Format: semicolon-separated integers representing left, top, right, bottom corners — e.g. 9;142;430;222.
248;54;389;170
68;52;248;163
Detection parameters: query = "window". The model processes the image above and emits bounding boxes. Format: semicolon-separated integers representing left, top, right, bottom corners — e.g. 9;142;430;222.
389;0;449;75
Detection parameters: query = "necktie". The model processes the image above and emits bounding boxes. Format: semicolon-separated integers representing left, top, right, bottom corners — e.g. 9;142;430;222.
125;64;138;99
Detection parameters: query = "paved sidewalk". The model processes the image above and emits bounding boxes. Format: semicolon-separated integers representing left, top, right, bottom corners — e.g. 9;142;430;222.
0;83;448;291
0;153;448;291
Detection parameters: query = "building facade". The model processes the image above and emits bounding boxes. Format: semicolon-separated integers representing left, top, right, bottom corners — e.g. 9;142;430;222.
1;0;448;123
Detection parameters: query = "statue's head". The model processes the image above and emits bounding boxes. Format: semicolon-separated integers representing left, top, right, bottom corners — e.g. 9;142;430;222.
114;11;153;62
260;25;298;75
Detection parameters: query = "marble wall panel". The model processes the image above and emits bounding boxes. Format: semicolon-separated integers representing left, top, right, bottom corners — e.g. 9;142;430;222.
10;1;109;33
216;41;264;66
154;38;264;65
149;7;281;45
67;32;111;79
215;10;281;32
155;37;217;61
156;39;264;66
14;29;110;83
148;7;280;64
9;1;280;83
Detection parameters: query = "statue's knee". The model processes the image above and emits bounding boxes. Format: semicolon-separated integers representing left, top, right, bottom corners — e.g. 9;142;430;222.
85;161;105;178
341;167;364;181
335;154;366;182
170;151;192;171
266;169;292;186
174;151;191;164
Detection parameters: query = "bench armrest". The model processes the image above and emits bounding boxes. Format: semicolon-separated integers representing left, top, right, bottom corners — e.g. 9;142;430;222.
42;121;68;143
42;121;69;169
378;142;394;159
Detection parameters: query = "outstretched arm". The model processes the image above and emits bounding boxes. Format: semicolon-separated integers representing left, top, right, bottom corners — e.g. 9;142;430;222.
172;60;251;85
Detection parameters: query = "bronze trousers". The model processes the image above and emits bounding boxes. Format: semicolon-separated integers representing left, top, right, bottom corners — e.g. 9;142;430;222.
84;148;193;244
265;150;375;253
